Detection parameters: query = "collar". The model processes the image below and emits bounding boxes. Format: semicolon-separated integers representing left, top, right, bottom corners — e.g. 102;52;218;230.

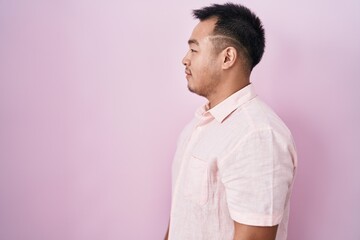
195;84;257;123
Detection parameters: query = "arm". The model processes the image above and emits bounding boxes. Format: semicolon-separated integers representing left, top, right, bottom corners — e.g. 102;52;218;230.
163;219;170;240
219;129;296;240
233;221;278;240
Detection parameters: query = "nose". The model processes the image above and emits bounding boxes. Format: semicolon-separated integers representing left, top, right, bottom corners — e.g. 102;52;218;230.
182;52;190;66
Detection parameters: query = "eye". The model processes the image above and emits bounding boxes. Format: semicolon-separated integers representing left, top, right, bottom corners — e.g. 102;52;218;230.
190;49;197;53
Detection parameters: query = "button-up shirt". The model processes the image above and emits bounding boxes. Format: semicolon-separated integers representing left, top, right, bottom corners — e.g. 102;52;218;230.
168;84;297;240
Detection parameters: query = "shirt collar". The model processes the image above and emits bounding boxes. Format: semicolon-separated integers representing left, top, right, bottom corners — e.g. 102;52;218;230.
195;84;257;123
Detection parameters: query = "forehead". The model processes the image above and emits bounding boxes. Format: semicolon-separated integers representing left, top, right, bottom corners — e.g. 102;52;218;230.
189;17;217;43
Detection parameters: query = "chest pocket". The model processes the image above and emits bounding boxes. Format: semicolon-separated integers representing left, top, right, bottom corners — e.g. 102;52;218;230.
182;156;218;206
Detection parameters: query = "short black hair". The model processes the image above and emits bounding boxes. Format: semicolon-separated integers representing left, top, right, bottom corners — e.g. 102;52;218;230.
193;2;265;70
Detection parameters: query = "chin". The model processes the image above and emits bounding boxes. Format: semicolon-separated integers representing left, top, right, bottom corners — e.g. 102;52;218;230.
187;83;198;94
188;86;205;97
187;85;195;93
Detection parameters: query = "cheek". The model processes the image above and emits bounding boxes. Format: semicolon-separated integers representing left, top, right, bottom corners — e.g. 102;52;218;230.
192;56;208;71
191;54;217;77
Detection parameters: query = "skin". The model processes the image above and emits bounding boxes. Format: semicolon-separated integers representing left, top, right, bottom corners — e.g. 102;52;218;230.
182;17;250;109
165;17;278;240
164;224;169;240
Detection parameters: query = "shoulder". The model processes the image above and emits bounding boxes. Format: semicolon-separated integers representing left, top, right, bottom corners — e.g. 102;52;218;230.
233;96;293;139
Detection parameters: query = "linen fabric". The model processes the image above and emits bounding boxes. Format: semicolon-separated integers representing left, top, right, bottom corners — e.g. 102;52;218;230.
168;84;297;240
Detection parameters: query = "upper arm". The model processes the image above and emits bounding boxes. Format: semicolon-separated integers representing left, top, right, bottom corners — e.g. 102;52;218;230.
233;221;278;240
219;129;296;227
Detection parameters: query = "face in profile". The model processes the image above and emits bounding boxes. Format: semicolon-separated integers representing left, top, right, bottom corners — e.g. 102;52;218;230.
182;18;223;98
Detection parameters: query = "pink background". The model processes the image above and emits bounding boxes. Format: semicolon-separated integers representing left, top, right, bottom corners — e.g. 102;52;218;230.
1;0;359;239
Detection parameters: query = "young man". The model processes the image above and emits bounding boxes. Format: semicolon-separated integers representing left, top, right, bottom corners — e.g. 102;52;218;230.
165;3;297;240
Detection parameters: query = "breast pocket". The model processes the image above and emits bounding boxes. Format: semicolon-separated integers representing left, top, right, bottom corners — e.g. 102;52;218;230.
182;156;212;206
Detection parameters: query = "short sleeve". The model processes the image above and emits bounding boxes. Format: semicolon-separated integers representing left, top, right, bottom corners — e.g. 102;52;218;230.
218;128;296;226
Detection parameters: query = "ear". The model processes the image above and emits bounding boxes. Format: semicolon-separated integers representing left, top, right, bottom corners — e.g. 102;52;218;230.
222;47;237;70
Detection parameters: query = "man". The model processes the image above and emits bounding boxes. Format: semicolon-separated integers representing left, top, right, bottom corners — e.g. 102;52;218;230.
165;3;297;240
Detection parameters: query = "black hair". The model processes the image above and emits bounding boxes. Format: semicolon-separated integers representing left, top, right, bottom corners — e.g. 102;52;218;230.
193;2;265;70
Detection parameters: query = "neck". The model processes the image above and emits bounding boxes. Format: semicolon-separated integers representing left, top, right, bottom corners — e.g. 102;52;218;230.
207;77;250;109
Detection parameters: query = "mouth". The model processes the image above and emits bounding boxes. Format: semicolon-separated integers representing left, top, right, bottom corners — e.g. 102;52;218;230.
185;69;192;77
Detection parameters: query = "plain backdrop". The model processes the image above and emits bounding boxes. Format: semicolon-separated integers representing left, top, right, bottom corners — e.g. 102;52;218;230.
1;0;360;239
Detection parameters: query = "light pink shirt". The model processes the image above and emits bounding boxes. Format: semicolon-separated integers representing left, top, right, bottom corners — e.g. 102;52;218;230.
169;84;297;240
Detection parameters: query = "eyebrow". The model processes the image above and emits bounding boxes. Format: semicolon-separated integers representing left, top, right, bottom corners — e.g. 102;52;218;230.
188;39;199;46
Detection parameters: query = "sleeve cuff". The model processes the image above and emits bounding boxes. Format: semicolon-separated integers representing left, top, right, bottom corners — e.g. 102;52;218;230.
229;210;283;226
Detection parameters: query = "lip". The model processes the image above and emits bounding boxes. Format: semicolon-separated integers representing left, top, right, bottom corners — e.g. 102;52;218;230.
185;69;192;76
